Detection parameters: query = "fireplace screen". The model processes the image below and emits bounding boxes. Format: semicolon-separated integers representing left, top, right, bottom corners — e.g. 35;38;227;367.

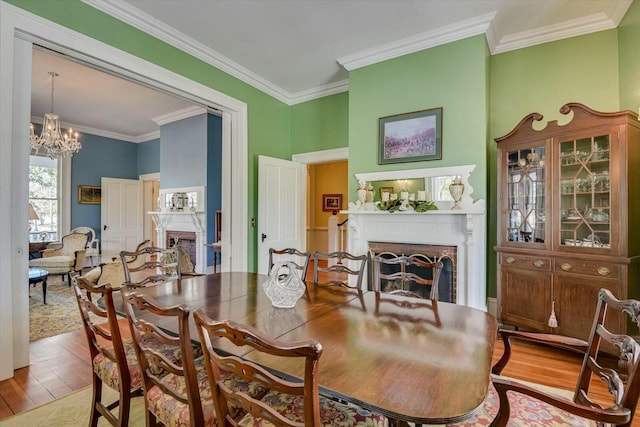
368;242;456;303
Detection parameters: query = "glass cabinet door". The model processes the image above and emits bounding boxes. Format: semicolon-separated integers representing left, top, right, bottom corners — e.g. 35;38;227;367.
505;146;546;244
559;134;610;249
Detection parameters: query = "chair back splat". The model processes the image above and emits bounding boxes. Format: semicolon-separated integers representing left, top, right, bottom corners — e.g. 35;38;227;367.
122;289;211;427
119;246;181;287
194;310;388;426
313;251;367;290
455;288;640;427
372;253;443;300
268;247;311;279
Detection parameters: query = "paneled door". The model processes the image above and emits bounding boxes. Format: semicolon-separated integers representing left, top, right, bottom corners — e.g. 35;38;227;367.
257;155;306;275
101;177;143;260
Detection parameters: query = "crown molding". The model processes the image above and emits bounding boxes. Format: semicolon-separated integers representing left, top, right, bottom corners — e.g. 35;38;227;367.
78;0;635;103
289;80;350;105
151;105;207;126
490;8;630;54
338;12;496;71
84;0;294;104
30;115;158;143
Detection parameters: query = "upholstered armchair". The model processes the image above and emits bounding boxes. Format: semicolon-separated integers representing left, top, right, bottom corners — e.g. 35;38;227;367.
29;232;88;284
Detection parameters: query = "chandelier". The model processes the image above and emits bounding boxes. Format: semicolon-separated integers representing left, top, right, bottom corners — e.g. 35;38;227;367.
30;71;81;159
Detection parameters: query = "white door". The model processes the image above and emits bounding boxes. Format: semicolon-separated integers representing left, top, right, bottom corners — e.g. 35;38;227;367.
101;177;144;260
257;155;306;275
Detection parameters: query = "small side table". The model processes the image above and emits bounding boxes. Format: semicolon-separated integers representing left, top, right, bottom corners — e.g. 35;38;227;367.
204;242;222;273
28;268;49;304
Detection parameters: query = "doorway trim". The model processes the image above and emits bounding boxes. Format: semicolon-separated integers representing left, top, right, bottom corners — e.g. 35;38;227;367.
0;2;248;379
292;147;349;165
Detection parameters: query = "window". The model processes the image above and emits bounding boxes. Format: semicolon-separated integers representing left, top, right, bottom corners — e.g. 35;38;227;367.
29;155;59;242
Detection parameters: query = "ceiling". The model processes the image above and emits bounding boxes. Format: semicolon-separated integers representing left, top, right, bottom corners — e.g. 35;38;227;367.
31;0;632;142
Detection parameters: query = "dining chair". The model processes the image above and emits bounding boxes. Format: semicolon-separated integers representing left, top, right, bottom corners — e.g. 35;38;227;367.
73;276;140;427
448;288;640;427
121;289;213;427
371;253;443;300
193;309;389;426
119;245;181;287
77;240;152;289
268;247;311;280
313;251;368;290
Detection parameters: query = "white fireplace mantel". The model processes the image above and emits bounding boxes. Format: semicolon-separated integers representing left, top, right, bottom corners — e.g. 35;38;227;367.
347;209;486;311
149;211;207;274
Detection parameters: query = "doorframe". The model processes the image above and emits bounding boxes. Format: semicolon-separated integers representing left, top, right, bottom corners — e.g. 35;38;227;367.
0;2;248;379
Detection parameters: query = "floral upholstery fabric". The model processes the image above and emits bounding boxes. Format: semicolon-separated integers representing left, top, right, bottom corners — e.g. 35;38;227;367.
238;390;388;426
446;383;595;427
93;336;203;393
145;356;268;427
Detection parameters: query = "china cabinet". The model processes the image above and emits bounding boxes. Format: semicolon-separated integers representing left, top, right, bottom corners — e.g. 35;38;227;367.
495;103;640;341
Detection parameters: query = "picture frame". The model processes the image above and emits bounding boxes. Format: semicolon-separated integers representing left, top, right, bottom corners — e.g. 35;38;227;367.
322;194;342;212
378;107;443;164
78;185;101;204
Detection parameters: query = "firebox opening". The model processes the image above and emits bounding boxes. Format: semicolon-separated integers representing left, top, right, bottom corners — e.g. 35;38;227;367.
368;242;456;303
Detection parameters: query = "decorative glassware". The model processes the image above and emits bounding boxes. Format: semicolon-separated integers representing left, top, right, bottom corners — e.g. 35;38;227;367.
263;262;306;308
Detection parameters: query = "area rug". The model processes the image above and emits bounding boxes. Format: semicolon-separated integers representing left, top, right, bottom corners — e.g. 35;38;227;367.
0;386;145;426
28;275;82;342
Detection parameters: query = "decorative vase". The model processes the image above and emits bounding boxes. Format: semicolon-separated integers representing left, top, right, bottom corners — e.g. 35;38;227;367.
263;262;306;308
356;181;367;204
365;183;375;203
449;178;464;210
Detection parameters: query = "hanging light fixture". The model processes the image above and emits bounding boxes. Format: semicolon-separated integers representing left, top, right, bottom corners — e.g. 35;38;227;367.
30;71;81;159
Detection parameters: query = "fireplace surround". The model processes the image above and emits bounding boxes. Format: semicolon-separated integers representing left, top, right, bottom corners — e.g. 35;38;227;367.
346;165;486;311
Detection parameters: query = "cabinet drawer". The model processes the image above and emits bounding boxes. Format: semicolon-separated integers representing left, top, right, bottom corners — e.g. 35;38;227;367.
553;259;621;279
500;254;551;271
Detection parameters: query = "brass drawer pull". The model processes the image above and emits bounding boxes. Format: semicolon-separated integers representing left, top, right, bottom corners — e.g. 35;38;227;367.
505;256;515;264
561;263;573;271
533;260;544;268
597;267;611;276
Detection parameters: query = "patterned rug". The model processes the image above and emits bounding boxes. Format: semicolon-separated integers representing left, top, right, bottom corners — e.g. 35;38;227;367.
0;386;146;426
28;275;82;342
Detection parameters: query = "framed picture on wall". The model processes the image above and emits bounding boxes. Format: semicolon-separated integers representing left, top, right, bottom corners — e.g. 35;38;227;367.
78;185;101;204
322;194;342;212
378;107;443;164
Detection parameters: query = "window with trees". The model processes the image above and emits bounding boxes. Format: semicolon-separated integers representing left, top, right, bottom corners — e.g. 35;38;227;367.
29;155;59;242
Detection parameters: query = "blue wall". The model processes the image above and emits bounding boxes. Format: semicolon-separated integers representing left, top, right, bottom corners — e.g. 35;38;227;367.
137;138;160;175
71;134;139;241
207;114;222;267
160;114;208;189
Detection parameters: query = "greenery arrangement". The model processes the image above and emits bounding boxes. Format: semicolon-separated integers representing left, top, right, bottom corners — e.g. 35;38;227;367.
376;199;438;213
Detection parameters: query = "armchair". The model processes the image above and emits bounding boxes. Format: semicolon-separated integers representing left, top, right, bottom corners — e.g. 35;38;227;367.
29;232;88;284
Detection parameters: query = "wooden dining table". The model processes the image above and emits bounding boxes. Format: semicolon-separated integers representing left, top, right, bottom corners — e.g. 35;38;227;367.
124;272;497;425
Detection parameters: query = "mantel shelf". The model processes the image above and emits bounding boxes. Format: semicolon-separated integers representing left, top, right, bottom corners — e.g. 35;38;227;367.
343;209;485;215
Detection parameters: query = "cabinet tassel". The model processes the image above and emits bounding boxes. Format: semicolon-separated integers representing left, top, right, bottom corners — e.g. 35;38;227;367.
548;301;558;328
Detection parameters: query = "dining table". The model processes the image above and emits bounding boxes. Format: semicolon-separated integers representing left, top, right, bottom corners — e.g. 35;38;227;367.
123;272;497;425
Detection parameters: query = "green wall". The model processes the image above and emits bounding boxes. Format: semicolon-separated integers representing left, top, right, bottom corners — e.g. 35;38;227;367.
348;35;489;199
291;92;349;154
7;0;292;272
619;0;640;112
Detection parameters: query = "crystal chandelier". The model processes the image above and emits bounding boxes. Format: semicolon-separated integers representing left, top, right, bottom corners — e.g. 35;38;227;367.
30;71;81;159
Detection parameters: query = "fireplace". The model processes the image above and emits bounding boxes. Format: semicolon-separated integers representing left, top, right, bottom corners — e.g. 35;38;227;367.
369;242;456;303
347;164;487;311
149;211;207;274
